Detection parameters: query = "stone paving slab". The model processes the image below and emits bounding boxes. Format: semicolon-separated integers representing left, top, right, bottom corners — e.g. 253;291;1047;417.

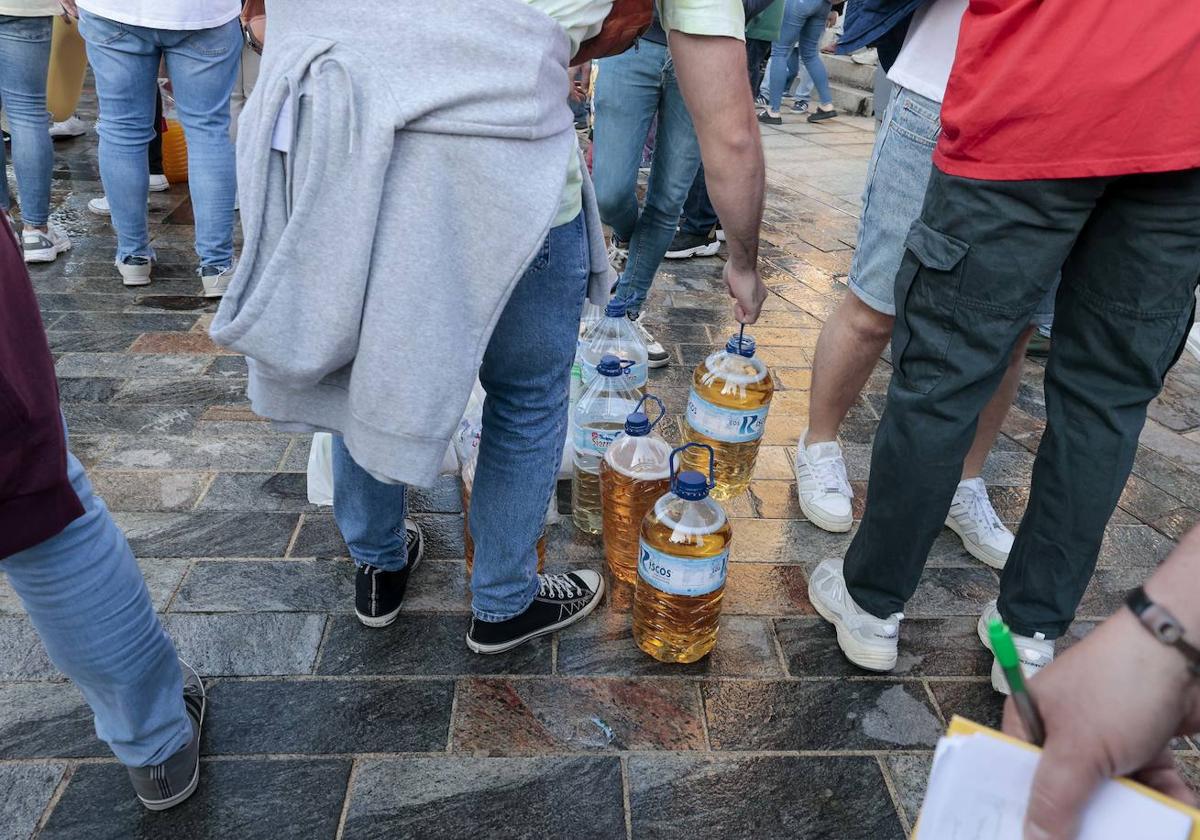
4;91;1199;838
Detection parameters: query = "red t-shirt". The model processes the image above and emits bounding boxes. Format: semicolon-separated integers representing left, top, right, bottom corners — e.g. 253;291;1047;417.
934;0;1200;181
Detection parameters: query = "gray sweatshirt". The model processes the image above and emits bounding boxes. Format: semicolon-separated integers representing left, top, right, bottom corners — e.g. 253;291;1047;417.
211;0;612;487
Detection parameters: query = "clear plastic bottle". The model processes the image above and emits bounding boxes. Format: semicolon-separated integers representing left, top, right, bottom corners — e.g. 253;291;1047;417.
600;394;672;585
580;298;649;393
573;354;642;534
633;443;732;663
681;333;774;500
570;301;606;416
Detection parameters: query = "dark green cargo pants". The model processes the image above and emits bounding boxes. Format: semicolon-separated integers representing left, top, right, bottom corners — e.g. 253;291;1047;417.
844;167;1200;638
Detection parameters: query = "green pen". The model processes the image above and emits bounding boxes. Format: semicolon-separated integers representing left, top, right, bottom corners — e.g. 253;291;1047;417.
989;617;1046;746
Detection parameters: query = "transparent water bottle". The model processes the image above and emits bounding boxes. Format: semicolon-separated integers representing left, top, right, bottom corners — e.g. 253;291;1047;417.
681;333;774;500
573;354;641;535
600;394;672;585
633;443;732;663
580;299;649;392
570;301;606;414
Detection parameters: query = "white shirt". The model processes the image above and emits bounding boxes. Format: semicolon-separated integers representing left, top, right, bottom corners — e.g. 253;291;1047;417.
886;0;968;104
0;0;61;15
76;0;240;30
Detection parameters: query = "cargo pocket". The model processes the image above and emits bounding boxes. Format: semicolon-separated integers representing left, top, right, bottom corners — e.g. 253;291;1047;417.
892;220;970;395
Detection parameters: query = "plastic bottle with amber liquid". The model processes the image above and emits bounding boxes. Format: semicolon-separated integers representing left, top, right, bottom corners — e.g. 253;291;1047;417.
573;354;641;534
681;332;773;500
633;443;732;663
600;394;671;585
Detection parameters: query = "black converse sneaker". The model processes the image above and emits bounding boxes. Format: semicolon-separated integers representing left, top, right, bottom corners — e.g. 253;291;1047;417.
354;519;424;628
466;570;604;654
126;659;205;811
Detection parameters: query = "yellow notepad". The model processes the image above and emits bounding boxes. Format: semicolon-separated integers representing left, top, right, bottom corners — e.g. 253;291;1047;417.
913;716;1200;840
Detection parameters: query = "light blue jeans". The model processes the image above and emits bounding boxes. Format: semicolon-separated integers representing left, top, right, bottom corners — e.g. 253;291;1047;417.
0;15;53;227
79;10;240;267
769;0;833;112
332;213;589;622
593;39;702;315
760;47;814;104
1;448;190;768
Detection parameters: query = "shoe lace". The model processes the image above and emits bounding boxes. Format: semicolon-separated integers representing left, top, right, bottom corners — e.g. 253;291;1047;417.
811;452;853;498
631;318;655;344
962;483;1005;536
539;573;582;600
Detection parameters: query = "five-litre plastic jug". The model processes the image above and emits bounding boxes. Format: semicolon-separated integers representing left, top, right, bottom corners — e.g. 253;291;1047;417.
600;394;672;584
580;299;649;392
633;443;732;663
572;353;642;534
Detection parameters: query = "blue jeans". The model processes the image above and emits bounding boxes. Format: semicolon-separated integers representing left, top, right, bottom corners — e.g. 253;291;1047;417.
759;47;814;103
769;0;833;112
1;447;190;768
332;213;589;622
79;10;240;267
593;39;702;315
0;15;53;227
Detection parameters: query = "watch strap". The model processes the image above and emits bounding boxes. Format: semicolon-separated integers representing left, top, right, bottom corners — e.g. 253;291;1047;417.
1126;586;1200;677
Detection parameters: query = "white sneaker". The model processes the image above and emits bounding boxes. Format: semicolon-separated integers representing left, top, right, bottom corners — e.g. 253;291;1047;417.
199;263;234;299
945;477;1014;569
148;174;170;192
793;431;853;533
977;600;1055;695
607;237;628;274
850;47;879;65
49;115;89;139
629;316;670;368
116;256;153;287
809;557;902;671
88;196;111;216
21;223;71;263
715;228;725;242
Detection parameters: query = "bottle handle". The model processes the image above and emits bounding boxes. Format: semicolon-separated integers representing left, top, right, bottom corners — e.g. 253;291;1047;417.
668;442;715;492
633;393;666;430
619;359;635;376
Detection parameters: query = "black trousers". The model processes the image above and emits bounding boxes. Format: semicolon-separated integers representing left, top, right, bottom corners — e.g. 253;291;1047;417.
845;167;1200;637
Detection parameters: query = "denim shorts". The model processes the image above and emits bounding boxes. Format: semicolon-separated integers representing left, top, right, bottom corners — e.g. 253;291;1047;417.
850;85;1055;324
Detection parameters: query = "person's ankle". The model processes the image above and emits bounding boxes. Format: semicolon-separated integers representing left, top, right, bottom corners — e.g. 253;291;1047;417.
805;430;838;446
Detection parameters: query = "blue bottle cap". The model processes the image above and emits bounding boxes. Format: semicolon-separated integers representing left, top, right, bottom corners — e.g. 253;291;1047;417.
596;353;623;377
674;470;709;501
624;411;650;436
726;334;757;357
605;298;628;318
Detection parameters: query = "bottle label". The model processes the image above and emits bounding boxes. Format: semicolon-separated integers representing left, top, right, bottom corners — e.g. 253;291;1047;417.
581;362;648;389
638;541;728;597
574;425;619;456
685;391;768;443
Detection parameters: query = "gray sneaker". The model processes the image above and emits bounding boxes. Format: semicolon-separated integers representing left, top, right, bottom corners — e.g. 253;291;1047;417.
22;223;71;263
199;264;233;299
116;256;152;287
126;659;205;811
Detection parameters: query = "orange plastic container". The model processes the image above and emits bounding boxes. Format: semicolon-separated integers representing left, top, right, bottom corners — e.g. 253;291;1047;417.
162;118;188;184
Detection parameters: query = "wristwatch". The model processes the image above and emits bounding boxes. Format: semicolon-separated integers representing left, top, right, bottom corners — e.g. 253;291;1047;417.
1125;586;1200;677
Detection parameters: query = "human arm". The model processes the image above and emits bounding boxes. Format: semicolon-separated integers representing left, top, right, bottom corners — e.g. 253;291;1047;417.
668;30;767;323
1002;526;1200;840
59;0;77;18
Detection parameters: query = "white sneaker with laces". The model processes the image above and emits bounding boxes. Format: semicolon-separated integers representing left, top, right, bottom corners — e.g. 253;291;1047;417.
148;174;170;192
88;196;111;216
793;431;853;532
977;600;1055;694
809;557;902;671
945;477;1014;569
607;238;628;274
21;223;71;263
49;115;89;139
629;316;670;368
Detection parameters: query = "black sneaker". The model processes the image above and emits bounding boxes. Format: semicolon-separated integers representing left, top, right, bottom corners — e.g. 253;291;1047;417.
665;229;720;260
807;107;838;123
354;519;424;628
126;660;205;811
757;111;782;126
466;570;604;654
791;99;810;114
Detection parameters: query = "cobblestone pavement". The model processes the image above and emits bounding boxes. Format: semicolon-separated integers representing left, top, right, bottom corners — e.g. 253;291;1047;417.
4;92;1200;840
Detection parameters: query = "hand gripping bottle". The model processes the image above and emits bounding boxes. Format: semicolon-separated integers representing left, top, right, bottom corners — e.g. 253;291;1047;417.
573;354;642;534
580;298;649;393
600;394;672;585
681;332;774;499
633;443;732;663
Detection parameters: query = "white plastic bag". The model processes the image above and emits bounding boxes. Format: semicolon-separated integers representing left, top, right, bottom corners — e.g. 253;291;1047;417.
306;432;334;506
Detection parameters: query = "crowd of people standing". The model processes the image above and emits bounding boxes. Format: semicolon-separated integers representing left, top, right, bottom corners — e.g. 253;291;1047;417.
2;1;1200;835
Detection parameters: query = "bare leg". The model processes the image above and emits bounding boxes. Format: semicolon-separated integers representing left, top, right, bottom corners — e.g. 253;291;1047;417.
962;326;1035;479
808;293;894;442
